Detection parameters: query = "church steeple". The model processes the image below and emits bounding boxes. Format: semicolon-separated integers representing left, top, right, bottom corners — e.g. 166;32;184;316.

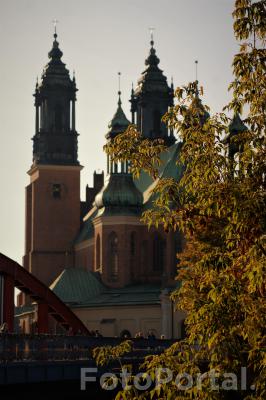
131;35;175;146
94;81;143;216
106;88;131;141
23;30;82;288
106;79;131;174
32;30;79;166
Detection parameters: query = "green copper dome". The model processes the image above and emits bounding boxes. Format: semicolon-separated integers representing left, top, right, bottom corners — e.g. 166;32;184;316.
94;174;143;216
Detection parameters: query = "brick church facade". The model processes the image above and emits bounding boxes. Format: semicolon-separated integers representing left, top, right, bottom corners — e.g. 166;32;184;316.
16;30;190;338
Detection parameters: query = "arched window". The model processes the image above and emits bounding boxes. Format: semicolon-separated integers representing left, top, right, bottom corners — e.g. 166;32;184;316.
96;234;101;270
153;109;161;136
109;232;118;281
152;233;164;272
55;103;63;130
130;232;136;256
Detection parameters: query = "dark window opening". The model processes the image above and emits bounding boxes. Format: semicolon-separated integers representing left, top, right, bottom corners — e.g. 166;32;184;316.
153;233;164;272
109;232;118;281
52;183;61;199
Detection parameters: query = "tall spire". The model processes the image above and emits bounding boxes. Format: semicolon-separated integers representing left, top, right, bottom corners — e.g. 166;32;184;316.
106;73;130;140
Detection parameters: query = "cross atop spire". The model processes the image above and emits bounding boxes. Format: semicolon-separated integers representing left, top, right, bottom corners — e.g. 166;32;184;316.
195;60;198;81
52;19;59;36
194;61;200;97
149;27;155;47
118;72;121;106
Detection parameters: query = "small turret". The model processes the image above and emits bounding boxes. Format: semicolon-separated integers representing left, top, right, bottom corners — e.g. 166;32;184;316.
106;90;131;141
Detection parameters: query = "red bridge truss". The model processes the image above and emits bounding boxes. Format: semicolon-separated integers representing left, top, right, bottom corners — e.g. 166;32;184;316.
0;253;90;335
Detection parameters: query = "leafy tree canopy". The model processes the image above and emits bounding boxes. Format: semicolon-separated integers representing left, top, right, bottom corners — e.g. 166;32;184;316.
95;1;266;398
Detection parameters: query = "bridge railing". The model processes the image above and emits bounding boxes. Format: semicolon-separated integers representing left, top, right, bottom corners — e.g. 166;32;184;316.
0;333;176;362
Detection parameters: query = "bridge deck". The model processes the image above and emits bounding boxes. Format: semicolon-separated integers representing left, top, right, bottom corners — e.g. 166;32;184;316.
0;333;176;386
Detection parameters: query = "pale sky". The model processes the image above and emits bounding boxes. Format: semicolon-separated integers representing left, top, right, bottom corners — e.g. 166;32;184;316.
0;0;237;265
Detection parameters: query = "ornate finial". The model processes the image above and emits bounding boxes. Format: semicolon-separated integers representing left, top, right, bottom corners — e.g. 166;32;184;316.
171;76;174;88
118;72;121;92
194;60;199;97
118;72;121;106
52;18;59;39
195;60;198;81
149;27;155;47
36;76;39;88
48;20;63;60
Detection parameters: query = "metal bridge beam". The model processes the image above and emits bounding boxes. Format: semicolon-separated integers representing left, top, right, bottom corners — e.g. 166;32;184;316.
0;253;89;335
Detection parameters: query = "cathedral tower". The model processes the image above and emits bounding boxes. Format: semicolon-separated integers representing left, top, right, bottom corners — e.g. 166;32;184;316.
130;36;175;146
23;31;82;286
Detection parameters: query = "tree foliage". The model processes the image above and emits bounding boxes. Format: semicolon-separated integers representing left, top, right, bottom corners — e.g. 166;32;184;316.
98;1;266;398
